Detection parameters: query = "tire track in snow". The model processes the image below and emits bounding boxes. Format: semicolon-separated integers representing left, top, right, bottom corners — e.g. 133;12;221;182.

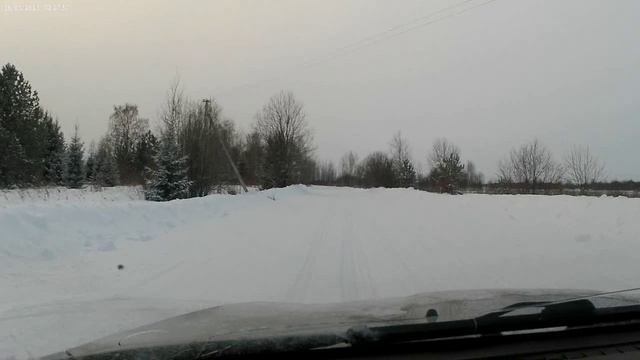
339;203;378;302
340;208;358;301
351;213;378;301
368;216;422;295
285;201;335;302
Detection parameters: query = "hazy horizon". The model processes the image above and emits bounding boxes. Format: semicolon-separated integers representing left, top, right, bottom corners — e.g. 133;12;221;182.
2;0;639;180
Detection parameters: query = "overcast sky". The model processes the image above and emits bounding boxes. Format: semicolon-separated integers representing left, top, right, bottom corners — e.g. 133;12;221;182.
2;0;639;179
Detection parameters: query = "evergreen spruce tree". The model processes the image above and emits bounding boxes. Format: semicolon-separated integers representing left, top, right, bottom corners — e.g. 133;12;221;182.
395;158;417;188
0;124;27;187
94;137;119;187
85;142;97;183
0;63;45;185
42;113;65;185
429;152;464;193
389;132;415;188
64;125;84;188
133;130;158;183
145;129;190;201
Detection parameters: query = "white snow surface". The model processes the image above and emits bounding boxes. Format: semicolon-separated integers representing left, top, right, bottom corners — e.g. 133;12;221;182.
1;185;640;358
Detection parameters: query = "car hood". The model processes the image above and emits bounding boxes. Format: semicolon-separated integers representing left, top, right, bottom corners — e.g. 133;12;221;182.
43;288;639;359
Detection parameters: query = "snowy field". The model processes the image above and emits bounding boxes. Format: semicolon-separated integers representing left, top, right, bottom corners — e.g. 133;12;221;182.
1;186;640;359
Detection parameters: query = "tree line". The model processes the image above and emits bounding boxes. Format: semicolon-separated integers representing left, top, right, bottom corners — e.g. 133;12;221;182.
328;137;617;195
0;64;319;199
1;63;636;199
326;136;484;192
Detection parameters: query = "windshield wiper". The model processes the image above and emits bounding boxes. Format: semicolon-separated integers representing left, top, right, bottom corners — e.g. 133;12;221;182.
346;299;640;345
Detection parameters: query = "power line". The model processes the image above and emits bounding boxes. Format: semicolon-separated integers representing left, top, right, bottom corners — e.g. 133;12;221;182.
303;0;498;68
213;0;499;97
297;0;478;68
202;99;249;193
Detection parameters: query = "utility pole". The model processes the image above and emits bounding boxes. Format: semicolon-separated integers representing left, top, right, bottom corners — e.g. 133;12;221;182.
202;99;249;193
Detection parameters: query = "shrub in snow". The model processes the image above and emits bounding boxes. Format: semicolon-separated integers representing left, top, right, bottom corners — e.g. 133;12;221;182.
360;152;396;188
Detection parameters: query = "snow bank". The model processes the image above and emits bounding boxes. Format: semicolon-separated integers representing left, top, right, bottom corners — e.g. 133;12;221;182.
1;186;640;358
0;186;272;266
0;186;144;205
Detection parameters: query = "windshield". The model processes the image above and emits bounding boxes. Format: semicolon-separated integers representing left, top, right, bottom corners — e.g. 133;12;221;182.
1;1;639;359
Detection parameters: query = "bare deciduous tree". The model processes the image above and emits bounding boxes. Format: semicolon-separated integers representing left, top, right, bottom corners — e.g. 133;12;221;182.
160;78;185;137
427;138;464;192
315;160;337;185
108;103;149;183
256;91;313;188
390;132;410;165
390;131;416;187
564;145;605;187
179;98;234;196
359;151;395;188
465;161;484;187
240;130;264;186
340;151;359;178
339;151;359;186
497;139;564;192
428;138;460;167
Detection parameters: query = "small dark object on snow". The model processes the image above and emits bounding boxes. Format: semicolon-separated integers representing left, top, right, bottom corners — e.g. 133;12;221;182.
117;264;124;270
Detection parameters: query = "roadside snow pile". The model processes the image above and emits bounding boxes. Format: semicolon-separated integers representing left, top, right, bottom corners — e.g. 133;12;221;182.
1;186;640;359
0;186;278;265
0;186;144;205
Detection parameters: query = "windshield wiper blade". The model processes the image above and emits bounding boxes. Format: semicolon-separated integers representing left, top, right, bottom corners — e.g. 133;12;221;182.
488;286;640;314
346;299;640;345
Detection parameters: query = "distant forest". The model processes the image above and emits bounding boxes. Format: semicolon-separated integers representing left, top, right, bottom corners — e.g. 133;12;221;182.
1;63;638;200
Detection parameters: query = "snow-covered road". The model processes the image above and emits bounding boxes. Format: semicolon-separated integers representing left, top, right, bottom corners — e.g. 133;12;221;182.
2;186;640;358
